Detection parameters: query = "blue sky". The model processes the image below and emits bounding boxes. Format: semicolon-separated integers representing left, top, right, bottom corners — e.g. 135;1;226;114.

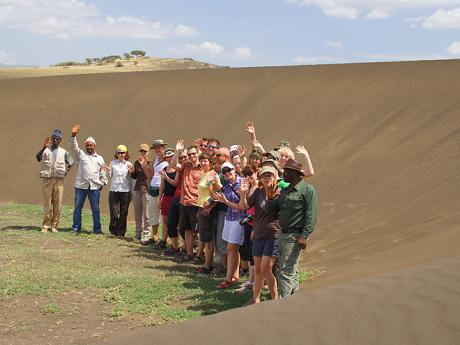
1;0;460;67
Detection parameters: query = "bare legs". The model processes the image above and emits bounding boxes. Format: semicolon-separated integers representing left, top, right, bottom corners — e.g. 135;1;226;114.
253;256;278;303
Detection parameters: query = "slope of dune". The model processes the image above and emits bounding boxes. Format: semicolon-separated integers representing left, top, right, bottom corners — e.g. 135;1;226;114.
1;59;459;344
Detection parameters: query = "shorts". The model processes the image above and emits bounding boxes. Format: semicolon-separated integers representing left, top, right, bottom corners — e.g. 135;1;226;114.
161;195;173;216
239;225;254;265
148;195;161;226
197;208;216;243
167;196;181;238
178;205;199;234
252;238;278;257
222;220;244;245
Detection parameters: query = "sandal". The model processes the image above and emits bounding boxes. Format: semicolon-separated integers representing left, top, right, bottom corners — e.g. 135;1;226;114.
216;280;233;289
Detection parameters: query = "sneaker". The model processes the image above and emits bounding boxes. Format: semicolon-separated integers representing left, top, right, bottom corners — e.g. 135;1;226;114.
158;240;167;249
234;282;254;294
51;228;59;233
41;227;49;233
72;228;81;235
93;231;104;235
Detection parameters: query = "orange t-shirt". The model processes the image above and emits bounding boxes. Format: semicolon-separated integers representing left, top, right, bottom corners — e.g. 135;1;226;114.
180;163;203;206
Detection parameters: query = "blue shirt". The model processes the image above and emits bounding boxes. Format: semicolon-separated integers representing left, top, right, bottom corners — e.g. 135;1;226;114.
222;176;244;222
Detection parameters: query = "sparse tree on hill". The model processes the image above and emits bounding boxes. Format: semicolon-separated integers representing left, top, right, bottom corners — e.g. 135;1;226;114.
130;50;146;58
85;58;92;65
123;53;131;60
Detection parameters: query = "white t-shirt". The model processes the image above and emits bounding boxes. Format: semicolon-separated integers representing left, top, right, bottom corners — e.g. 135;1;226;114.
150;156;168;188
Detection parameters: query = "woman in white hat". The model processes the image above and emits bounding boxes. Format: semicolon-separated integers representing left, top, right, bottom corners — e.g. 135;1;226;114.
107;144;134;237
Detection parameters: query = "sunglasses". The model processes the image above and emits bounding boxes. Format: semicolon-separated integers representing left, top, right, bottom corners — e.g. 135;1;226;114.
117;152;126;154
200;144;207;148
208;145;218;149
187;152;197;157
222;168;233;174
179;156;187;160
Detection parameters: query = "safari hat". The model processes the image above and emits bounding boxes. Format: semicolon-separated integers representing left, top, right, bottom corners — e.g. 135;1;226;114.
283;159;305;176
262;150;280;161
258;165;277;177
150;139;167;148
259;159;281;172
116;144;127;153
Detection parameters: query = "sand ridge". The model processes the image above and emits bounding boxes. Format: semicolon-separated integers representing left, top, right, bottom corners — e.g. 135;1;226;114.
1;59;460;344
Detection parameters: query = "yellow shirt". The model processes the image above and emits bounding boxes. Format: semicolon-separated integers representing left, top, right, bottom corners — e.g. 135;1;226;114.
197;171;214;208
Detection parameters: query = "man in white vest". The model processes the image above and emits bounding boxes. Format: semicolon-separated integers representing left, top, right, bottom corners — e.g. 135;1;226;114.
70;124;108;235
36;129;74;233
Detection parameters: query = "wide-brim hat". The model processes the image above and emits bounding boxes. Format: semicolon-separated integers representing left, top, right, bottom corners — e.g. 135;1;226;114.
283;159;305;176
262;150;280;161
150;139;167;148
258;165;277;177
249;150;263;161
259;159;281;172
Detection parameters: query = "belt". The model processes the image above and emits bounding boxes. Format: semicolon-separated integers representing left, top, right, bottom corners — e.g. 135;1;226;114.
282;228;302;234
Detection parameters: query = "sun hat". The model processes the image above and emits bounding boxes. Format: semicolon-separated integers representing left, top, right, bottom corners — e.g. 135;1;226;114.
283;159;305;176
249;150;263;161
259;159;281;172
139;144;149;152
164;148;175;157
220;162;235;173
262;150;280;161
116;144;127;153
150;139;167;148
85;136;96;145
276;140;291;149
229;145;239;153
258;165;277;177
51;129;63;139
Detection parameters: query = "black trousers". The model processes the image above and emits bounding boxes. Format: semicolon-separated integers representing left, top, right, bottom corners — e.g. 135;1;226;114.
108;191;131;236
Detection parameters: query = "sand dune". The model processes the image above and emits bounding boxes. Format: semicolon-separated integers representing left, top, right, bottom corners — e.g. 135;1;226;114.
1;59;459;344
105;256;460;345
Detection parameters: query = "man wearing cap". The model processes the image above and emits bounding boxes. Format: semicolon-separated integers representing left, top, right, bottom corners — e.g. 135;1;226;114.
265;159;318;297
131;144;151;241
70;124;108;234
144;139;168;244
36;129;74;232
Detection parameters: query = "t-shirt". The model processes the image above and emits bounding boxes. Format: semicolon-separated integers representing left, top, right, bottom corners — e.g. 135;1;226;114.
222;176;244;222
150;157;168;188
197;171;215;208
180;162;204;206
247;188;280;239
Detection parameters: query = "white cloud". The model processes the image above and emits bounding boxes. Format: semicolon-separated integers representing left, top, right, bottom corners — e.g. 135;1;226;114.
287;1;460;20
0;0;197;39
421;7;460;29
0;51;15;65
185;41;224;56
326;40;343;49
292;56;344;64
447;41;460;54
358;53;448;61
233;47;252;60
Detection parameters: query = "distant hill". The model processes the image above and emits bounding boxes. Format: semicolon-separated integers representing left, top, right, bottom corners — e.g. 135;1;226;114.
0;56;225;79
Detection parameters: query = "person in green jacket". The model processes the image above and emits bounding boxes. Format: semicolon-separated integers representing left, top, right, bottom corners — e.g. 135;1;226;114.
265;159;318;297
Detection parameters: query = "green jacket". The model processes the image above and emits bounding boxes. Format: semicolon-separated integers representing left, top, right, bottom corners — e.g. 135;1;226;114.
265;180;317;239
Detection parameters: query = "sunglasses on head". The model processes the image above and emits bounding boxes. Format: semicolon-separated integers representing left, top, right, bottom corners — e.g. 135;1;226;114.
222;168;233;174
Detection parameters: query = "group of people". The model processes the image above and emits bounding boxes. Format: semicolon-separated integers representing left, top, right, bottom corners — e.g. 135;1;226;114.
36;122;317;303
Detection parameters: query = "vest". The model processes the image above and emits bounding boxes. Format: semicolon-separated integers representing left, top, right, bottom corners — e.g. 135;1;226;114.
39;147;67;178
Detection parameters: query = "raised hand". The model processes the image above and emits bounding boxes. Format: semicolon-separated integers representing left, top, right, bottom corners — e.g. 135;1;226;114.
212;191;226;203
266;181;279;200
176;139;185;152
295;145;310;158
245;121;255;135
71;124;80;136
240;177;250;194
194;138;204;146
127;161;135;173
207;170;217;183
43;137;51;148
102;163;110;173
138;155;147;167
158;169;167;179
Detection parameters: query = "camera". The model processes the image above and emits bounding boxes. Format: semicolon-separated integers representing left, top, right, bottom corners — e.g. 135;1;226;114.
239;214;253;226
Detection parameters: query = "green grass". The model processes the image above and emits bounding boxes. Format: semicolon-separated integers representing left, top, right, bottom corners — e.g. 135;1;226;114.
0;202;318;326
0;202;267;324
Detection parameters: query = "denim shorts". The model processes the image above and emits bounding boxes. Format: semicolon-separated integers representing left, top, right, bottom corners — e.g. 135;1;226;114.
252;238;278;257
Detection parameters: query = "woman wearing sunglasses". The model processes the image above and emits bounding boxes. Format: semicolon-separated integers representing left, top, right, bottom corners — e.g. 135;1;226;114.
212;162;245;289
107;145;134;238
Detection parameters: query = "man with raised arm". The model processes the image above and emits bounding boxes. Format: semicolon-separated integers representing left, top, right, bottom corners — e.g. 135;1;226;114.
70;124;108;235
36;129;73;233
